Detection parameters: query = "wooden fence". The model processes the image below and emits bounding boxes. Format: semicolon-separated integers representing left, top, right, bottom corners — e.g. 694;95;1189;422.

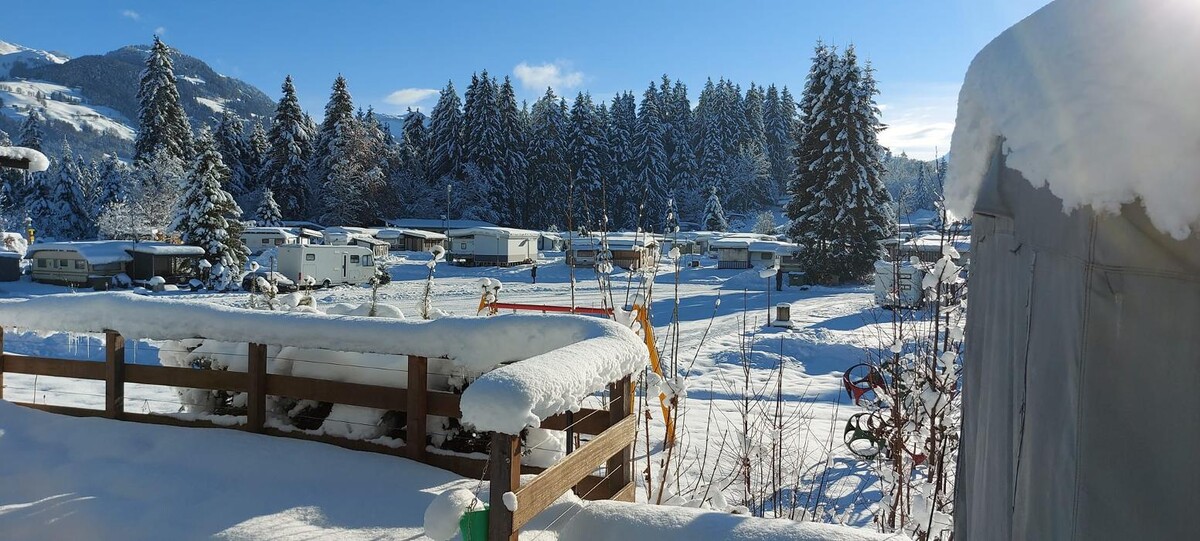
0;327;635;541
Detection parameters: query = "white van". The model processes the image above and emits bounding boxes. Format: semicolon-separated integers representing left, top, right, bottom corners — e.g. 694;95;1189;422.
277;244;376;288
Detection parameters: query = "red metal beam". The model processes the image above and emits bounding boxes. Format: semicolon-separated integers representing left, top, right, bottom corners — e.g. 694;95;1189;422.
489;302;613;316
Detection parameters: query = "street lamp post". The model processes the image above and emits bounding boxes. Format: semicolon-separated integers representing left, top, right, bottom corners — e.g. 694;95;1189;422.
444;183;452;234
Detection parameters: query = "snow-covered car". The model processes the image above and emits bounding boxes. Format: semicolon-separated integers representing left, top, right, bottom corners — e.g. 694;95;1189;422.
240;271;297;293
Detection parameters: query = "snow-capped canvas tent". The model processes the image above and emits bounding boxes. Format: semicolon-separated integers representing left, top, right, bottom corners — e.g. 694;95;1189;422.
948;1;1200;540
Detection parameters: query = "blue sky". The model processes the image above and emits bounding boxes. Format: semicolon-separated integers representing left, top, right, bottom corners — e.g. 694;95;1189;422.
2;1;1050;159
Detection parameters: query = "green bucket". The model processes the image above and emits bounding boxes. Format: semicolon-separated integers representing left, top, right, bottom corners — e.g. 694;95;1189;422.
459;506;489;541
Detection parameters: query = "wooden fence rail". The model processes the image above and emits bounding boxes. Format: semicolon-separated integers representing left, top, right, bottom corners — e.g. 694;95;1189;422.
0;327;636;541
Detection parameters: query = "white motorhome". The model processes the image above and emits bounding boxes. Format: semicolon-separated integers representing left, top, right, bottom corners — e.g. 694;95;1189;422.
276;244;377;288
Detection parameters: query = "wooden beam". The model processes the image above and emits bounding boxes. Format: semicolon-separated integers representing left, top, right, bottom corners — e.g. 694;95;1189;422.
266;374;406;410
610;481;636;502
246;343;267;433
540;407;611;436
1;354;105;380
511;415;637;529
606;375;634;497
489;432;521;541
125;364;249;392
105;331;125;419
406;356;428;461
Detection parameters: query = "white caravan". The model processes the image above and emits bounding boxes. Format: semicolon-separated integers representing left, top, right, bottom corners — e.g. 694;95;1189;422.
873;259;925;309
276;244;376;288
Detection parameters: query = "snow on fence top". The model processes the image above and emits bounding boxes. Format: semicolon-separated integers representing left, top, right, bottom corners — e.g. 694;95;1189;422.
0;293;648;433
0;145;50;172
945;0;1200;240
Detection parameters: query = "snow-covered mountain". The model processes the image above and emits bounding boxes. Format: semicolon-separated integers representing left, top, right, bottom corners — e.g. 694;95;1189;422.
0;38;275;159
0;39;68;78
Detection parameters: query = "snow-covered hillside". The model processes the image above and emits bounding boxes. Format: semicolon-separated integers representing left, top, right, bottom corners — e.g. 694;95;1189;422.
0;39;67;78
0;80;135;140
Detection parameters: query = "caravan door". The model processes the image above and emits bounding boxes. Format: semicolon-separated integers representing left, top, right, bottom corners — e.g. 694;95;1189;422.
342;254;349;280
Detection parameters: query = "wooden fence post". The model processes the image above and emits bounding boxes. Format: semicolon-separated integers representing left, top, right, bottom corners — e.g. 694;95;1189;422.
489;432;521;541
105;331;125;419
607;374;634;500
406;355;428;461
247;343;267;433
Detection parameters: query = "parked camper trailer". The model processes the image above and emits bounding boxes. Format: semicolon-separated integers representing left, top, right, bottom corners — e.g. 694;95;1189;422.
276;244;377;288
873;260;924;309
447;227;539;266
241;227;306;255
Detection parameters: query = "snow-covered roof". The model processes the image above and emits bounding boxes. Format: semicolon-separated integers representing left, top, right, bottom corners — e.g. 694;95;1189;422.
351;236;388;246
605;236;658;249
280;220;326;231
325;226;380;237
447;226;540;239
749;240;799;254
0;146;49;172
1;232;28;257
385;218;497;230
903;233;971;254
375;228;446;240
127;244;206;256
242;227;299;239
25;241;204;264
0;293;649;434
946;0;1200;240
710;238;753;249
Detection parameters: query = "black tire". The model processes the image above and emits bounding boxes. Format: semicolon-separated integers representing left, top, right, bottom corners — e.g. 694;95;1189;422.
322;279;332;289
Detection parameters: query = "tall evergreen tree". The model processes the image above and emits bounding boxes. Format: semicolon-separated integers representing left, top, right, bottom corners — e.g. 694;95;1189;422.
170;128;248;269
256;187;284;227
605;92;638;230
93;154;129;215
742;83;767;154
244;120;269;193
133;36;193;165
400;108;430;180
787;42;837;245
262;75;313;220
497;77;528;226
31;142;90;240
702;185;729;232
633;83;669;230
789;45;893;282
527;89;570;229
459;71;503;221
310;75;358;216
763;84;797;194
18;109;43;151
427;81;463;184
569;92;606;229
214;110;252;198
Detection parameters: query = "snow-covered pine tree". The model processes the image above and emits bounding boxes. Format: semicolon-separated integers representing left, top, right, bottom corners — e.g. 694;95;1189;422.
400;107;429;181
702;185;729;232
319;119;372;226
792;45;893;283
170;128;248;270
460;71;504;223
245;120;269;192
605;91;638;230
32;142;91;240
666;80;702;224
214;110;251;198
786;42;837;249
262;75;313;220
0;129;18;217
527;88;570;229
358;107;396;224
725;146;775;213
742;83;767;154
93;154;129;216
256;187;283;227
18;109;43;151
634;83;669;231
569;92;606;230
310;75;358;219
497;77;528;226
427;81;463;184
763;85;797;196
133;36;193;165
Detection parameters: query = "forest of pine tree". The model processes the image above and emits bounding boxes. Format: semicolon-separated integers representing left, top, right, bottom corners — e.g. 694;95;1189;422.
0;35;934;291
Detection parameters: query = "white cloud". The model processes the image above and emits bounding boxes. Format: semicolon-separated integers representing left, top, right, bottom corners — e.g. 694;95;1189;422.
383;88;439;112
512;61;584;91
154;26;167;36
121;9;140;21
877;83;960;160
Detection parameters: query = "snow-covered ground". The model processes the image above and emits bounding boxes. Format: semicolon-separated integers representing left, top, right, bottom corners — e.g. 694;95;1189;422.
0;251;901;539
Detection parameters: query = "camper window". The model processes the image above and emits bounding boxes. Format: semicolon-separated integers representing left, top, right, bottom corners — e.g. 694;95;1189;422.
37;259;46;268
262;239;271;245
75;261;86;270
305;254;315;261
58;259;69;268
760;252;773;260
362;255;373;266
350;255;360;264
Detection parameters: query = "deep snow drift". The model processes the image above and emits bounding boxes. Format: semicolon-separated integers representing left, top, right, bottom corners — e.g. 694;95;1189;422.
946;0;1200;239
